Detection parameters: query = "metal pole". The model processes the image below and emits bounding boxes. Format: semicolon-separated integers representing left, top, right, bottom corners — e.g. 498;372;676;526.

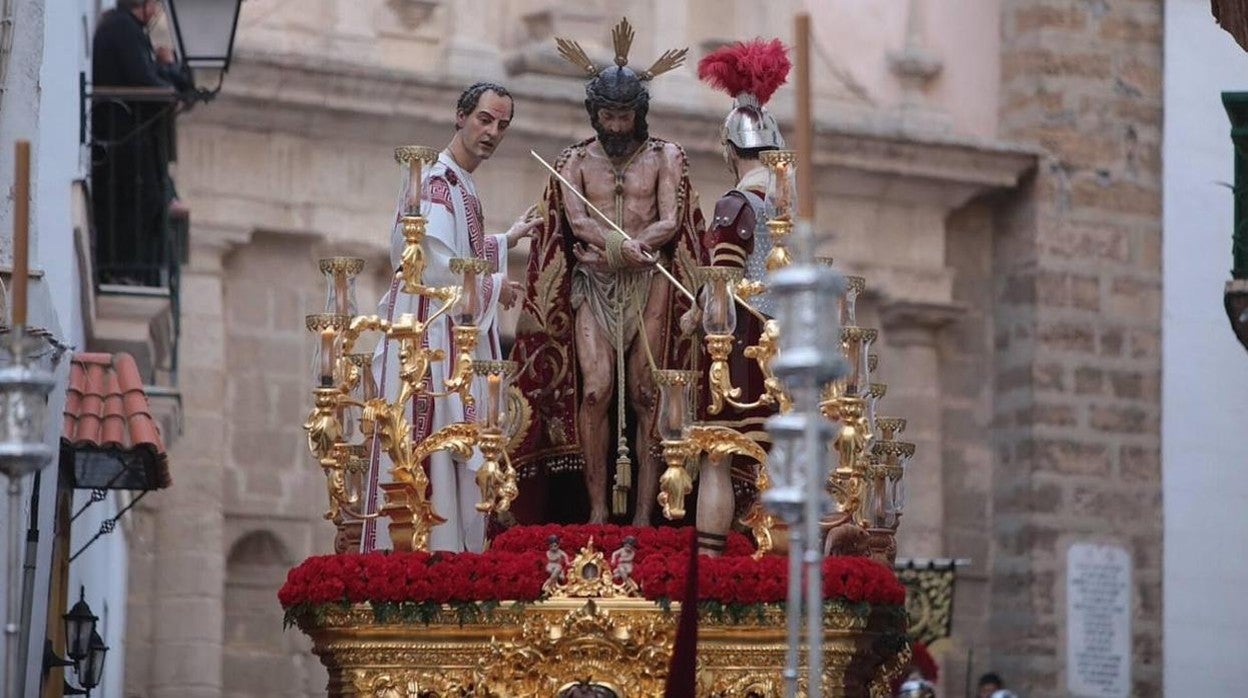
783;517;802;698
15;470;40;698
6;476;22;698
804;413;824;696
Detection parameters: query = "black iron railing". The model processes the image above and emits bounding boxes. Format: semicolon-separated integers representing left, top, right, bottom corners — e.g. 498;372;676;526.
85;81;185;382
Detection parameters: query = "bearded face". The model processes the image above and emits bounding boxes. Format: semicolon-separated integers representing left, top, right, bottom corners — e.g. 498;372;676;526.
590;105;649;157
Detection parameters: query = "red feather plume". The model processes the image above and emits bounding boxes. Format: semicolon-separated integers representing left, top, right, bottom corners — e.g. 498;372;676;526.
697;38;791;106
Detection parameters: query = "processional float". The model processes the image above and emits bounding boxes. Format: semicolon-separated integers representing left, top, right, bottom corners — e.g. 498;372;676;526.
282;21;917;698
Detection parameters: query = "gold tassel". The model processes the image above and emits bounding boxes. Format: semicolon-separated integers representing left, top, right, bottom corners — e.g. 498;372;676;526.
615;441;632;488
612;486;628;516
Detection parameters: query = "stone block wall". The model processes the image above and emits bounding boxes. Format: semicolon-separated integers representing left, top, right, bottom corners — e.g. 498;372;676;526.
992;1;1163;695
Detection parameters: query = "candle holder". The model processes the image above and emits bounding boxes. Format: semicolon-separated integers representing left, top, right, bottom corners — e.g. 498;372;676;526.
470;360;520;514
395;146;441;294
840;327;877;398
320;257;365;316
760;149;797;272
653;369;700;520
440;258;490;405
306;313;352;387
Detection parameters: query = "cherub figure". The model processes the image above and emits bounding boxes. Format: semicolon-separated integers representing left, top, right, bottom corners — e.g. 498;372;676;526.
610;536;638;584
544;535;571;591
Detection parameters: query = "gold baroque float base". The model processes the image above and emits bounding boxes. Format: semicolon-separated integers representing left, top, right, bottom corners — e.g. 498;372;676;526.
297;598;908;697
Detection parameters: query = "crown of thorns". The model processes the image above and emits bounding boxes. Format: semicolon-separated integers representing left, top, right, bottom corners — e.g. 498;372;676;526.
555;17;688;81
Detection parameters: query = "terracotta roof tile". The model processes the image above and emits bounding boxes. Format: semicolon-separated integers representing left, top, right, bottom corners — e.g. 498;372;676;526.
61;352;170;490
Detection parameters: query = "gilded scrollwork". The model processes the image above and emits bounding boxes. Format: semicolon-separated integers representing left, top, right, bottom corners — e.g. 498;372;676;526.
297;599;907;697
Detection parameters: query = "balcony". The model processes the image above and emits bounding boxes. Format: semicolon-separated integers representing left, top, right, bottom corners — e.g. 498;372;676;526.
83;84;185;440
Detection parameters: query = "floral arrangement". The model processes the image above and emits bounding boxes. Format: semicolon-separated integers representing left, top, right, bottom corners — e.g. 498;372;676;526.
279;525;906;627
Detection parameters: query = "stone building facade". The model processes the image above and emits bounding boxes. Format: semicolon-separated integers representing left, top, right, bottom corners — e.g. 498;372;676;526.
121;1;1163;696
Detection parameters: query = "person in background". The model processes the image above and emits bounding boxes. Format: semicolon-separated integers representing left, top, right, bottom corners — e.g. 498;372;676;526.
977;673;1004;698
91;0;193;285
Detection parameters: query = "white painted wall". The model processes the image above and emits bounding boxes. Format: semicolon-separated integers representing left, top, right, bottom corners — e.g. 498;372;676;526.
0;0;130;694
1162;1;1248;695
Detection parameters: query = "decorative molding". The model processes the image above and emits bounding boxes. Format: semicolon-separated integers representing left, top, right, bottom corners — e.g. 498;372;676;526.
201;50;1037;201
879;300;965;347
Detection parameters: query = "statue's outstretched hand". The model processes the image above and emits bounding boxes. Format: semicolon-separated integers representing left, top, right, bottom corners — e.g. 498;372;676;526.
505;216;541;249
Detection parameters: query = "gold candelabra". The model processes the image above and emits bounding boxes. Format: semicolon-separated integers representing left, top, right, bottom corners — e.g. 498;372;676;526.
300;145;524;553
651;150;917;563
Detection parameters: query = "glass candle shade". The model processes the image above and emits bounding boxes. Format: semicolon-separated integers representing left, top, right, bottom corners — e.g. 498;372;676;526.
865;382;887;446
320;257;364;316
652;370;699;442
449;258;490;326
394;145;440;217
760;149;797;223
861;461;889;529
697;266;742;336
307;313;350;387
839;327;877;397
874;417;906;442
343;444;369;509
472;360;518;431
891;442;915;519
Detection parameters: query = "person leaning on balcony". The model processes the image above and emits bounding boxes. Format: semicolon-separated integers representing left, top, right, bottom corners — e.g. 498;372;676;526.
91;0;192;286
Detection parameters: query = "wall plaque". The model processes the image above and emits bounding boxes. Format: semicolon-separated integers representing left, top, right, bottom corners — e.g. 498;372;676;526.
1066;542;1131;698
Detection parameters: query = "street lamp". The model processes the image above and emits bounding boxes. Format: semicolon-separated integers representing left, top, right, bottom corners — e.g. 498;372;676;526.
63;587;98;662
74;630;108;694
165;0;244;73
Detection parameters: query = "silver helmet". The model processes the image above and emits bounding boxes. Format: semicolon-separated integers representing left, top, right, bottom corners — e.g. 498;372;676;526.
699;39;791;152
723;93;785;150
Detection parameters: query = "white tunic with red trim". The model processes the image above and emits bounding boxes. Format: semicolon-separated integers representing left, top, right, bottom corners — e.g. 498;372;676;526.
365;150;508;553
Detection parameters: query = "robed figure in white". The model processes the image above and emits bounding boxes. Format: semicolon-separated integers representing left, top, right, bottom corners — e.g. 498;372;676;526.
363;84;536;552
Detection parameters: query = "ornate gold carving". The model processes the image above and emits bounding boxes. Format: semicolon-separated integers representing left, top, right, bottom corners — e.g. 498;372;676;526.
393;145;440;166
704;334;741;415
304;388;343;468
744;318;791;413
734;279;765;300
306;313;352;333
657;438;695;520
874;417;906;441
548;540;641;599
479;600;672;695
435;326;478;405
764;219;793;271
759;150;797;167
474;429;515;514
296;599;908;698
319;257;366;277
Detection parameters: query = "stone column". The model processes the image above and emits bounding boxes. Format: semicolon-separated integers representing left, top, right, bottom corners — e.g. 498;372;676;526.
144;234;238;698
879;300;960;558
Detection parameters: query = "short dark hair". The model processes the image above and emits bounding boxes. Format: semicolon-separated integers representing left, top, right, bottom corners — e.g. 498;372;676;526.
455;82;514;128
117;0;156;9
977;673;1003;687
